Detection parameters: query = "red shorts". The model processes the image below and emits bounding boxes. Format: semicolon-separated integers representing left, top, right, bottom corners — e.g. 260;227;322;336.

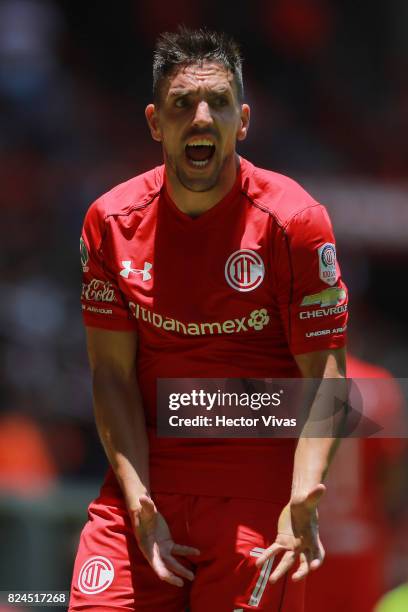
69;493;304;611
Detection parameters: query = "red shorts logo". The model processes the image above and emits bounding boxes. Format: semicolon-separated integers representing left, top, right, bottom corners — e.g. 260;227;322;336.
225;249;265;292
78;556;114;595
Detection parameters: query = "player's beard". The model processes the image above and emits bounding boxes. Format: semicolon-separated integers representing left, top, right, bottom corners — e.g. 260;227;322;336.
163;146;232;193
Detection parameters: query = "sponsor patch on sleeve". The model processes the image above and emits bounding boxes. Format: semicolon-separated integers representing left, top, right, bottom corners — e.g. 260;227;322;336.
82;279;117;303
300;287;346;308
318;242;338;286
80;237;89;272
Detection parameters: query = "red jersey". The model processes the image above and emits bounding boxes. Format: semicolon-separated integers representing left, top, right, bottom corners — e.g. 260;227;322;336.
80;157;348;502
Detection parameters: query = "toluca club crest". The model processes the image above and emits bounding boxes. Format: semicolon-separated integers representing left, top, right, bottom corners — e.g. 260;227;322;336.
225;249;265;292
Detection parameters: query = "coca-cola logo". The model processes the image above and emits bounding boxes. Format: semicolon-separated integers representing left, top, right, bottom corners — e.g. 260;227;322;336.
82;279;116;303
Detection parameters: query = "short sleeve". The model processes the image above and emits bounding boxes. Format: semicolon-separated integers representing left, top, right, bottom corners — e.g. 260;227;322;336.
80;198;136;331
275;204;348;355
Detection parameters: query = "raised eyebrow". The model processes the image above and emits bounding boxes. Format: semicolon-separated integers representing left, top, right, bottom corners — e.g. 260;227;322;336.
209;88;231;96
168;88;231;98
168;89;191;97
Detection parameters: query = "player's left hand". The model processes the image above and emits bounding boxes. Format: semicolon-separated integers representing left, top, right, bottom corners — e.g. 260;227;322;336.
255;484;325;583
132;495;200;588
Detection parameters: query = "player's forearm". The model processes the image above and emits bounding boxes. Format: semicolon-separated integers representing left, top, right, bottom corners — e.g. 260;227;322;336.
290;436;337;501
290;372;347;501
92;368;150;512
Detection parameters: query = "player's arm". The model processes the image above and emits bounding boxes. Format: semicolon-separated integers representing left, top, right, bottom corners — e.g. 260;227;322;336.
86;327;149;511
256;346;347;583
86;327;199;586
291;346;346;503
259;191;350;583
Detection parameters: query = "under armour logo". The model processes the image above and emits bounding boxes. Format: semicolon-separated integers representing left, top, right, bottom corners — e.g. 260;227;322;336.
119;261;152;281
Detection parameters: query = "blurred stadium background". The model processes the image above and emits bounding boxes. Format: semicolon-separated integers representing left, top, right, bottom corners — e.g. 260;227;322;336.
0;0;407;609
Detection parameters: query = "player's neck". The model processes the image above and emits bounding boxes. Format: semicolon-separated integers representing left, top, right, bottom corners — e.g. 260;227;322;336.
165;155;240;218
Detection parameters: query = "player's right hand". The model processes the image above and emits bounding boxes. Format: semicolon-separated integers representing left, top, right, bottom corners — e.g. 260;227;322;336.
131;495;200;587
255;484;325;584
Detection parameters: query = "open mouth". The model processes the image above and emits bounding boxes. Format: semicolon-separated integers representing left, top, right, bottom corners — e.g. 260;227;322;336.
185;139;216;168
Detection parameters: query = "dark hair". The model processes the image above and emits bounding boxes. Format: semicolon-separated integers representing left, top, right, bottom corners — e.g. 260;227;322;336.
153;26;244;103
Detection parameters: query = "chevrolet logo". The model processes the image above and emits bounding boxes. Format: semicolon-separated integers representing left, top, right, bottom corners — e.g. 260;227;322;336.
301;287;346;308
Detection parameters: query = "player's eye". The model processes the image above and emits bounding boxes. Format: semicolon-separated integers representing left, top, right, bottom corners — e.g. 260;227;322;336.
174;97;189;108
212;96;229;107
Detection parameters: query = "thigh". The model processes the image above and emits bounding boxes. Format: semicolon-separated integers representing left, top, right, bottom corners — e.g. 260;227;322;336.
189;497;304;612
69;494;190;612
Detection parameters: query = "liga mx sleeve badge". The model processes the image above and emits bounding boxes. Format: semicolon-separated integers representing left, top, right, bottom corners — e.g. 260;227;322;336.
80;237;89;272
318;243;338;286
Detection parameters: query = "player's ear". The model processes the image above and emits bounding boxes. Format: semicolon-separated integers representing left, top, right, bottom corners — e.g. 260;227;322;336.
237;104;250;141
145;104;162;142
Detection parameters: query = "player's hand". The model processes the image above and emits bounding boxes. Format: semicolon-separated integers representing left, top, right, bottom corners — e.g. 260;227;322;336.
131;495;200;587
255;484;325;583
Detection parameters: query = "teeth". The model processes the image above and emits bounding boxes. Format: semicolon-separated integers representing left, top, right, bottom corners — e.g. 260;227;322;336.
190;159;210;167
186;139;215;147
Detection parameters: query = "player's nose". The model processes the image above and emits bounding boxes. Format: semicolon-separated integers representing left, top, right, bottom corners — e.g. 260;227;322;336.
192;100;213;127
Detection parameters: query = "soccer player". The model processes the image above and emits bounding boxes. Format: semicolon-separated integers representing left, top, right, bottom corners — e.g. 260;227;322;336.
69;28;348;611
